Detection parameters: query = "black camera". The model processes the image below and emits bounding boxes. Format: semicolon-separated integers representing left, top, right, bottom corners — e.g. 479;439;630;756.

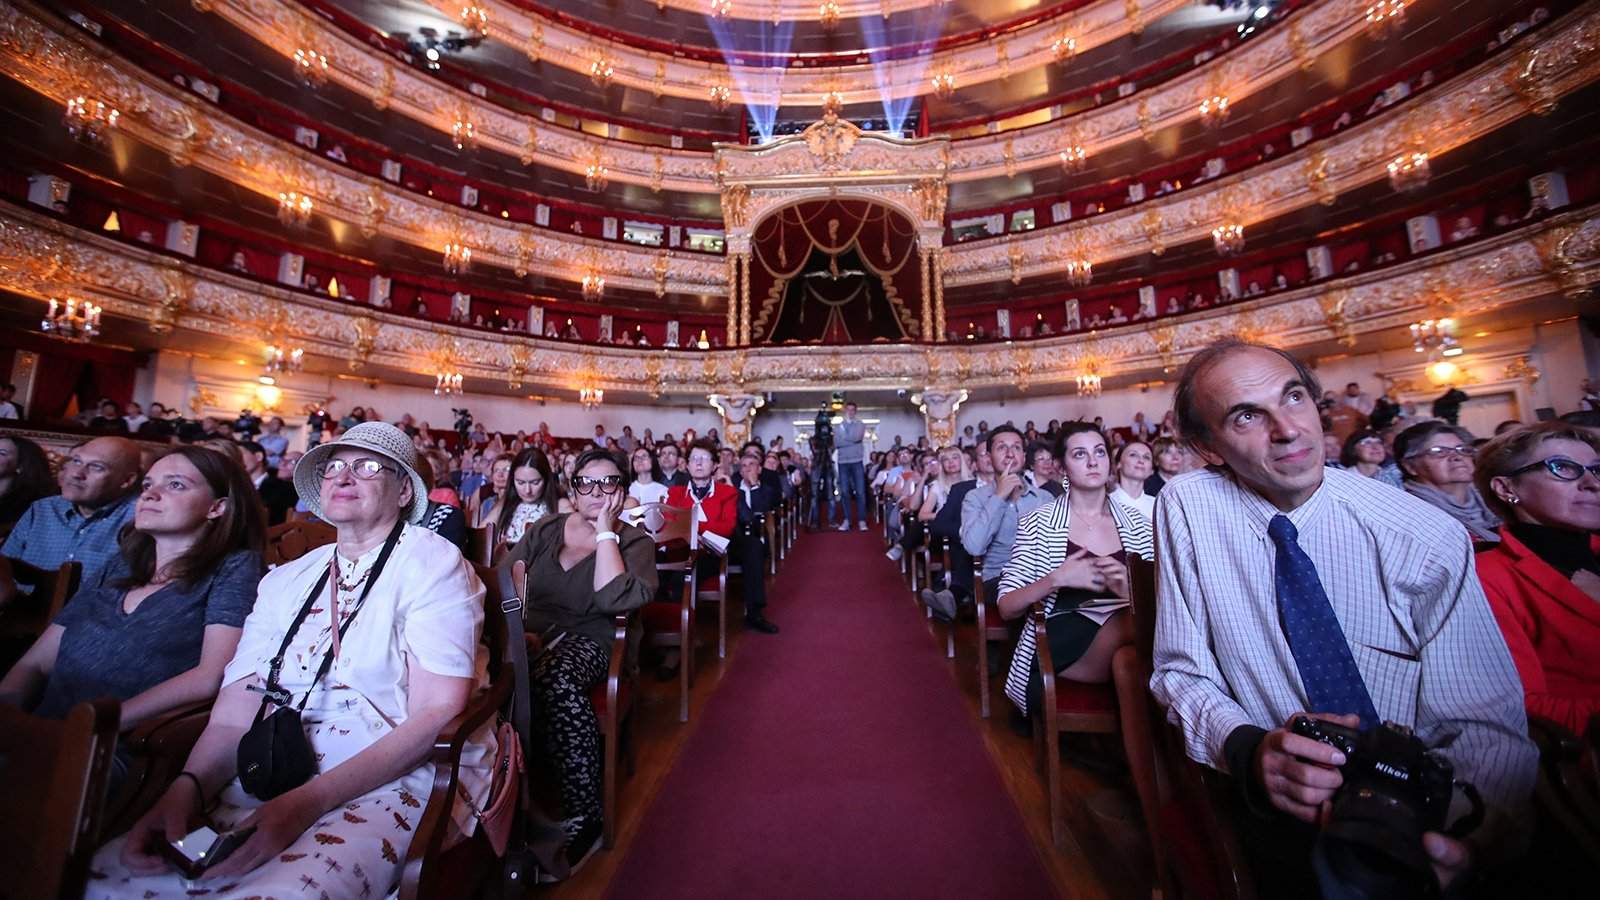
1292;716;1484;899
234;408;262;438
452;408;473;439
812;408;833;453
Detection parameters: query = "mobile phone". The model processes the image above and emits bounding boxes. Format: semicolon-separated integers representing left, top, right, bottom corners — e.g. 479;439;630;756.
161;825;255;879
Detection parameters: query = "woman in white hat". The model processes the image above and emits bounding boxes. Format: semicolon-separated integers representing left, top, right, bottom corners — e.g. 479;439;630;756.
91;423;494;899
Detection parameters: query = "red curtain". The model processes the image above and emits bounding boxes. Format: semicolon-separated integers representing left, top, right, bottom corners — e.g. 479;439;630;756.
0;327;143;422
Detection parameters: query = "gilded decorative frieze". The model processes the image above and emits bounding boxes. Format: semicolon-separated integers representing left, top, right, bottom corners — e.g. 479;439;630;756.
1;205;1592;397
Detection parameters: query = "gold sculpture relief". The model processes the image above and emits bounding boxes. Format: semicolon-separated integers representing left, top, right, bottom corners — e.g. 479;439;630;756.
1315;289;1357;347
1503;356;1541;385
650;154;664;194
1141;209;1165;256
643;354;663;399
506;344;530;391
721;183;751;229
1305;151;1337;206
1148;324;1179;373
1507;45;1558;116
349;314;379;372
372;65;394;112
1003;138;1016;178
653;251;669;298
913;178;947;224
520;123;539;165
1125;0;1144;36
1008;243;1024;285
148;268;191;334
1288;21;1314;72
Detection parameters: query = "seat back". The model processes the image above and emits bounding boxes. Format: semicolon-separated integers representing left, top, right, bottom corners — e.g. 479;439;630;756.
0;560;83;653
264;518;337;567
466;522;497;567
0;699;121;899
621;502;696;572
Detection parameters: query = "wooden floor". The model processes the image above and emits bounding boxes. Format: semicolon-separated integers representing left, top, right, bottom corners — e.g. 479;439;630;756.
531;530;1153;900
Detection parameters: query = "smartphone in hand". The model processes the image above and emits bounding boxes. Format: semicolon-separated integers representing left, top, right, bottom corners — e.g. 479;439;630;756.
160;825;256;879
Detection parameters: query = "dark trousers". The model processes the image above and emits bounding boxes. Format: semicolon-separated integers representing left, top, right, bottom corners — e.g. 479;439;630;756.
810;462;836;527
693;537;768;615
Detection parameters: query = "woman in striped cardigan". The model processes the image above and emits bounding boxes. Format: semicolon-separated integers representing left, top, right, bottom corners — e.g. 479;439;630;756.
996;421;1154;717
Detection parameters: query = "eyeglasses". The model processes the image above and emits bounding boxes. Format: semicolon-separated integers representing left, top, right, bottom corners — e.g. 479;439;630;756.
572;475;624;495
1507;455;1600;482
316;458;395;480
1406;445;1475;462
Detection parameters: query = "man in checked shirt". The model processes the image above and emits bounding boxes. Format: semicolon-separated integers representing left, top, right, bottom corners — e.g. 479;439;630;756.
1150;339;1536;894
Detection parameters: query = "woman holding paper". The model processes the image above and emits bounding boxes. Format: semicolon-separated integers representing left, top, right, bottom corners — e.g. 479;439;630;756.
993;421;1153;718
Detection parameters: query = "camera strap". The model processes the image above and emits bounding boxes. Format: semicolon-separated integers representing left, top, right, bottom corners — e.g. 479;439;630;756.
251;518;406;719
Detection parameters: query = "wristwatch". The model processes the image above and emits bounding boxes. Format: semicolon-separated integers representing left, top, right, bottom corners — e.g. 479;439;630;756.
595;530;620;543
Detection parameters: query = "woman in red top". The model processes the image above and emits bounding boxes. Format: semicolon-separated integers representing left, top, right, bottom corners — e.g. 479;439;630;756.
1474;421;1600;733
664;438;736;542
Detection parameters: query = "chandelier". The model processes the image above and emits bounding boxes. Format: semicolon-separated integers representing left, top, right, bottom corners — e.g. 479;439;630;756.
1365;0;1406;36
1076;370;1102;397
459;4;488;39
580;384;605;409
41;297;101;342
1386;151;1430;193
819;2;840;32
434;370;464;396
590;53;615;87
1198;94;1230;128
582;268;606;301
292;46;329;88
1411;318;1461;357
585;154;610;192
1212;223;1246;256
1052;34;1078;64
1058;143;1087;173
930;70;955;100
451;113;477;151
708;81;732;112
1064;257;1092;288
710;0;733;18
63;96;119;144
277;191;313;228
442;241;472;274
263;343;305;376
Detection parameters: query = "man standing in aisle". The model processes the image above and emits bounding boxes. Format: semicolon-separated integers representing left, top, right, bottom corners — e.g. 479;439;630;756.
834;401;868;531
809;404;836;529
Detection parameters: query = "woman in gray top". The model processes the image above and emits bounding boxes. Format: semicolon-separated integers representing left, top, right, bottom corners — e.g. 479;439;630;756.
1396;421;1501;543
0;446;265;748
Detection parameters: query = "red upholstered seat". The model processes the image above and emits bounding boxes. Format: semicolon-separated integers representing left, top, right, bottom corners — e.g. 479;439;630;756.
589;679;632;724
640;600;681;634
1160;797;1232;900
982;600;1009;637
1054;679;1116;714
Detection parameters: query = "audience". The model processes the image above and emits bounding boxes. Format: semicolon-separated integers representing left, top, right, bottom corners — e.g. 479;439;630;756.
473;455;514;528
998;422;1152;716
499;447;656;871
0;436;142;609
961;425;1054;603
239;440;297;526
0;446;264;784
1395;421;1500;542
0;434;56;527
1144;437;1191;495
1337;428;1401;486
731;452;780;634
496;447;566;547
1150;339;1535;894
1109;440;1156;520
1474;421;1600;733
0;382;21;419
96;423;493;897
628;446;668;506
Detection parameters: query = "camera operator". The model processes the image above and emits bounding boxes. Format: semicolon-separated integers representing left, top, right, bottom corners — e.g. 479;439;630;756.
233;408;262;439
452;407;473;443
810;406;836;529
1150;340;1536;896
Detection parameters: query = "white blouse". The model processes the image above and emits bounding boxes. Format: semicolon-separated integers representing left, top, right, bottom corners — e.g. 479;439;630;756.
629;480;669;506
223;524;493;836
504;500;550;544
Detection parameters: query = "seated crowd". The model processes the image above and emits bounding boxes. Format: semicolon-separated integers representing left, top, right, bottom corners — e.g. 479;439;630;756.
1;340;1596;894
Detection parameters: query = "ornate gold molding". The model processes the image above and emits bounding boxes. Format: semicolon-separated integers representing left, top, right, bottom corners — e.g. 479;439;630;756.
2;203;1592;397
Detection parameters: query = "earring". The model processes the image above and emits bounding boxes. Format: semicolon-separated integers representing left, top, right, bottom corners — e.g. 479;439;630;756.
1508;495;1520;505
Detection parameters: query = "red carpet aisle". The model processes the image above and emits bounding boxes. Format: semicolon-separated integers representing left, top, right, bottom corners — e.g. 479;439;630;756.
606;530;1058;899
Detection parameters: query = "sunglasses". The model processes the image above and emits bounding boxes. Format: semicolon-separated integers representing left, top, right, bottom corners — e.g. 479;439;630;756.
573;475;624;495
1507;455;1600;482
317;458;396;480
1407;445;1475;462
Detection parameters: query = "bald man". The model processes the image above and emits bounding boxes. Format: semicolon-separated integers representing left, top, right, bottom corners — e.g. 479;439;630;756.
0;436;142;608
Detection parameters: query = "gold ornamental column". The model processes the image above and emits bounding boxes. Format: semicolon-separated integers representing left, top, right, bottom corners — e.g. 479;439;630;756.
710;393;765;446
739;250;752;345
913;388;968;447
933;248;947;342
725;254;739;346
918;246;933;341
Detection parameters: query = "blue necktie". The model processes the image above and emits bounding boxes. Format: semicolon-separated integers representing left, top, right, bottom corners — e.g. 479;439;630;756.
1267;514;1379;730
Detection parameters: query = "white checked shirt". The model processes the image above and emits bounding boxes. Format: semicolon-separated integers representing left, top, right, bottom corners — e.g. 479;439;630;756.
1149;466;1535;830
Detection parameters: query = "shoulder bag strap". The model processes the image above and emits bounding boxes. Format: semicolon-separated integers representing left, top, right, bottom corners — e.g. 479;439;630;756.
291;518;407;712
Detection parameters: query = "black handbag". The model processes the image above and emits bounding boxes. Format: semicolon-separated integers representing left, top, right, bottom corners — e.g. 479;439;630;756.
237;519;404;800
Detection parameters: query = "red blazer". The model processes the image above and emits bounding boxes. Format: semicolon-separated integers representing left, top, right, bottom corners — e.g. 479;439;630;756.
665;482;736;540
1476;529;1600;733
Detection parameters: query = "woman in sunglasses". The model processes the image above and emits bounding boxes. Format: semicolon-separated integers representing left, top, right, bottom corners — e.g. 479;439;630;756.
1474;421;1600;733
498;448;657;875
1394;421;1500;542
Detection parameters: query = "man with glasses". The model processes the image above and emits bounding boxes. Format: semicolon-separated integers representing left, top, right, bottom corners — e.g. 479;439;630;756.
1150;340;1535;894
0;436;142;609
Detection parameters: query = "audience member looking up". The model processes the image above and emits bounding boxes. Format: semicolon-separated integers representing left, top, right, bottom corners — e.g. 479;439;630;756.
1109;440;1155;520
628;446;668;507
657;442;688;488
1396;421;1500;543
998;422;1152;717
0;446;265;784
961;425;1054;600
1473;421;1600;733
1144;437;1191;495
0;436;142;609
99;423;493;897
1149;339;1535;895
500;448;657;873
0;434;56;527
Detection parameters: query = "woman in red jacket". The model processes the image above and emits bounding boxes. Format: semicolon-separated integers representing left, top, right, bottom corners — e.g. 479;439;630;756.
664;438;736;543
1474;421;1600;733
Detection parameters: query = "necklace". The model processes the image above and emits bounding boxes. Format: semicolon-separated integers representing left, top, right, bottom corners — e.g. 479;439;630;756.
336;555;374;593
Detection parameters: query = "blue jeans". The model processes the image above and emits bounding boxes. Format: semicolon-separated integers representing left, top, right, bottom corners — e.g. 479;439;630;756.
837;461;866;526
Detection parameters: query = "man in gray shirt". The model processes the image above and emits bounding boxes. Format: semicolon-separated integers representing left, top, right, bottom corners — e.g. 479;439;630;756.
960;425;1053;597
834;401;868;531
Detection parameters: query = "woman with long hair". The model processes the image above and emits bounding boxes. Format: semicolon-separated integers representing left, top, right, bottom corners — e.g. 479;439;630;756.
628;445;668;506
995;422;1153;717
0;446;265;751
0;433;56;526
495;447;567;545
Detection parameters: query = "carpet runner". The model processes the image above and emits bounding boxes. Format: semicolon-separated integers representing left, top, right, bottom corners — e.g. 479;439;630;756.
606;529;1056;898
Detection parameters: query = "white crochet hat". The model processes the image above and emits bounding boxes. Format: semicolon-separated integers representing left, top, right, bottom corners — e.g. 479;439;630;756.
293;422;427;525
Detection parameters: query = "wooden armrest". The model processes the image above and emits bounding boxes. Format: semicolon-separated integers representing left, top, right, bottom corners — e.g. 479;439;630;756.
1032;603;1055;715
122;700;213;753
428;668;512;762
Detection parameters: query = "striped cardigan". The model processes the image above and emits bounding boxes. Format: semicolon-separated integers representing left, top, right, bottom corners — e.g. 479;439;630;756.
999;495;1154;716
